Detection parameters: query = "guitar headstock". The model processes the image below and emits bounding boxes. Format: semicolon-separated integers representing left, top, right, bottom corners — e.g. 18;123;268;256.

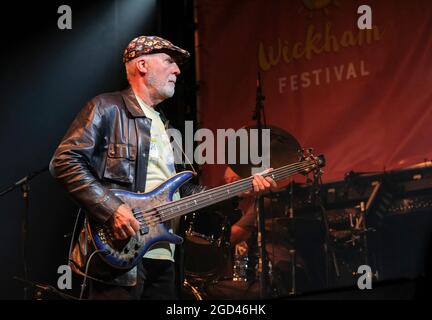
299;148;326;175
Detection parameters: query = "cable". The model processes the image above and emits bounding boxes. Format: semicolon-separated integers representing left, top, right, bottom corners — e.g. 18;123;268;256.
170;128;197;175
67;208;82;266
66;210;109;300
79;249;109;300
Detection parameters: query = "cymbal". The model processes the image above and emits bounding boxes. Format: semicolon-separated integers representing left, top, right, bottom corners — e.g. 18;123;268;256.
228;125;302;178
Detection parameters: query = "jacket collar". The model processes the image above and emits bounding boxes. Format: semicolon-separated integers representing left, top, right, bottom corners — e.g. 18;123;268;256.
121;87;147;118
121;87;170;126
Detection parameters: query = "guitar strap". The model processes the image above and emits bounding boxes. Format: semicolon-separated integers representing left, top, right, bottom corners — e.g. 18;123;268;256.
128;117;138;192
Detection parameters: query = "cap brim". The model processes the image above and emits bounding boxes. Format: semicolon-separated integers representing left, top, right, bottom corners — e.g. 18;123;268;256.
153;48;190;65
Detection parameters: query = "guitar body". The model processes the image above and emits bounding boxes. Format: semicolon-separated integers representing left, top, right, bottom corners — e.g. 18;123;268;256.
85;171;194;280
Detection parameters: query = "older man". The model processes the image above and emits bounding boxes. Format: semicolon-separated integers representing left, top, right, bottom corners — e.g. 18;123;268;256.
50;36;276;300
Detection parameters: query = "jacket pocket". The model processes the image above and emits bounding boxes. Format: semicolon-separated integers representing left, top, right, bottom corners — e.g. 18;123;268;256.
103;143;136;184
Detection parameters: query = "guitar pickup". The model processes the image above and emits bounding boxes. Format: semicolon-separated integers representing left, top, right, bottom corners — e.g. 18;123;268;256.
140;224;149;236
132;207;149;236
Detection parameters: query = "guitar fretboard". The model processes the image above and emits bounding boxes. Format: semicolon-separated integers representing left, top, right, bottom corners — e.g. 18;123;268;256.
152;158;322;222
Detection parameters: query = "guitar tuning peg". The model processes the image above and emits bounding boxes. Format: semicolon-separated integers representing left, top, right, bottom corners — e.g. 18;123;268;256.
299;148;306;160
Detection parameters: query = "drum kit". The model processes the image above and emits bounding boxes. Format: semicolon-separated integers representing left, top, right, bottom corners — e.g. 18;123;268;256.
180;125;330;299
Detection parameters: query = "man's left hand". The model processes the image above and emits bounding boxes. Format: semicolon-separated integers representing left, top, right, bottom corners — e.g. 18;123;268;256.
242;170;277;197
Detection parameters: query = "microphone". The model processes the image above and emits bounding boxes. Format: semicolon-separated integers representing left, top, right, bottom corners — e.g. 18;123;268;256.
257;71;261;88
255;71;265;112
252;70;265;124
256;71;264;98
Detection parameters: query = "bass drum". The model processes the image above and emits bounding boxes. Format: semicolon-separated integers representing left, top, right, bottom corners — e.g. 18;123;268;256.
182;209;236;279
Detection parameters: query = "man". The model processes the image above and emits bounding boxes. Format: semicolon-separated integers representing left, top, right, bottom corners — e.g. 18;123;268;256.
50;35;276;300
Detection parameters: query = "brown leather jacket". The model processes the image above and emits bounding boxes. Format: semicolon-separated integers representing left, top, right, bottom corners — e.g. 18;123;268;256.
50;87;203;286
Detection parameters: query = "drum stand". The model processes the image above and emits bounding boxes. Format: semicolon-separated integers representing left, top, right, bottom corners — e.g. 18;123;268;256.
287;182;298;295
252;70;273;299
255;195;272;298
312;173;341;288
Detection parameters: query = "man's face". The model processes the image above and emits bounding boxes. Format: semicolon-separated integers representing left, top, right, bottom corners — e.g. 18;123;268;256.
224;167;241;184
146;52;181;100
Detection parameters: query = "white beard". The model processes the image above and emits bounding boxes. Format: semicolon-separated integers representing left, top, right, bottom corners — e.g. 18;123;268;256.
160;82;175;98
148;72;176;99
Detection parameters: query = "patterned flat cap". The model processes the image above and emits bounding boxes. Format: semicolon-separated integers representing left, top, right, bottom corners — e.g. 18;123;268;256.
123;35;190;64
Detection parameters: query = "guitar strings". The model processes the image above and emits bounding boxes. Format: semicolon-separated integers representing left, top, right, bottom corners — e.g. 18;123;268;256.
131;161;316;227
133;161;314;228
133;161;314;226
134;160;310;221
144;160;312;216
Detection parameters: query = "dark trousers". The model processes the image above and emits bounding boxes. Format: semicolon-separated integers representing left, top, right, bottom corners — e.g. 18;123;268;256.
89;258;177;300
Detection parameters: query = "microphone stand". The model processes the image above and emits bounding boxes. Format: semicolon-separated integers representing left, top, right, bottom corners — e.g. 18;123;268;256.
0;166;49;300
252;71;271;298
311;169;339;289
13;276;78;300
287;181;298;295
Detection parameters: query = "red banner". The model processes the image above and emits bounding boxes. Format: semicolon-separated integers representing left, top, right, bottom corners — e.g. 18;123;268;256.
197;0;432;186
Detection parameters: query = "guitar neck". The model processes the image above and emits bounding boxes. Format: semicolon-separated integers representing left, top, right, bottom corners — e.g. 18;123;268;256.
157;159;318;222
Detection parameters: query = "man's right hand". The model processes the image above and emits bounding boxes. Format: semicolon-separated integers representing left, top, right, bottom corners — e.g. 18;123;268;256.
110;204;141;240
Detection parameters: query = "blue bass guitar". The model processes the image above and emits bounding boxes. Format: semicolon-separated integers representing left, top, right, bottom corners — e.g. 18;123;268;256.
86;154;324;279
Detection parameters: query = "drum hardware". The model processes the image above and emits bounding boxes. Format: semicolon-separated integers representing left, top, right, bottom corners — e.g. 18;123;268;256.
227;124;328;297
182;204;235;280
181;278;205;300
232;242;250;281
353;182;381;274
327;183;382;286
227;120;303;298
231;241;272;283
287;181;298;295
301;169;340;289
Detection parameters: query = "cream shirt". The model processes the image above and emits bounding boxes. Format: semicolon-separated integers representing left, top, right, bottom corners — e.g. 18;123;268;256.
135;94;180;261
